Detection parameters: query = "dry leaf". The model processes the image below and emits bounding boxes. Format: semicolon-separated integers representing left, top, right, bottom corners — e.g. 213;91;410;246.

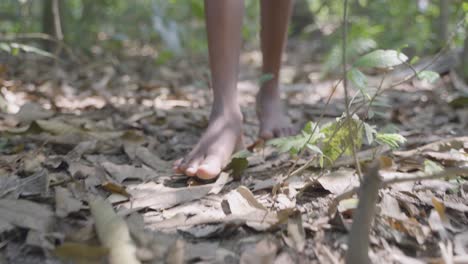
89;195;140;264
127;174;228;210
102;162;159;183
55;187;82;217
317;168;359;194
240;238;278;264
14;102;54;124
0;199;54;232
135;146;172;174
53;242;109;263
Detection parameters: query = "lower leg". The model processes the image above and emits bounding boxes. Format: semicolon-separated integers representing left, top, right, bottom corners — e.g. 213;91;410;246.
175;0;244;179
257;0;295;139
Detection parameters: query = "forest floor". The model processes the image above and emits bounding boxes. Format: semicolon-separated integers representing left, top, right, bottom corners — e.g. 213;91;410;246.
0;42;468;264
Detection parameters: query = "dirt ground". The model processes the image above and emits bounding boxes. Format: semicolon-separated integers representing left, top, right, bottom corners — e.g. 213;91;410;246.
0;42;468;263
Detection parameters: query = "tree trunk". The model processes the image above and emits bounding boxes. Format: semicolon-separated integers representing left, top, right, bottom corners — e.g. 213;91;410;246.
462;31;468;81
438;0;449;47
41;0;65;51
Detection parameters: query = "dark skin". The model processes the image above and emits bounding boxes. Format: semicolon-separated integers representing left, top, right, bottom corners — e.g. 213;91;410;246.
174;0;294;179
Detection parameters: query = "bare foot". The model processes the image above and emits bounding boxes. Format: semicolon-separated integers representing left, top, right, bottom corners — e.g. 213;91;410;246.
256;85;295;140
174;110;243;180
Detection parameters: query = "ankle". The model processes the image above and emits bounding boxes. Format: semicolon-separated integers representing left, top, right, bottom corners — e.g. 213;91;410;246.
259;81;280;97
210;105;242;122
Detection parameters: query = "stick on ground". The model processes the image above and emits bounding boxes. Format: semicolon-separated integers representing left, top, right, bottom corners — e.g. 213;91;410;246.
89;196;141;264
345;161;381;264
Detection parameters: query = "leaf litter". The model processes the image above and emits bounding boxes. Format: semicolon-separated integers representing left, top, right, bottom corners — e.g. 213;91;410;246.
0;47;467;263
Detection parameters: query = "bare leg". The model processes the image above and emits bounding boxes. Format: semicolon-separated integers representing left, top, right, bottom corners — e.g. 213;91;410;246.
257;0;295;139
174;0;244;179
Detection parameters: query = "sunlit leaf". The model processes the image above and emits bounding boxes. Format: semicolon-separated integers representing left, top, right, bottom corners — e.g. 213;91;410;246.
363;123;376;144
347;67;369;99
354;49;408;68
375;133;406;149
9;43;55;58
424;159;444;174
323;38;377;74
417;70;440;83
0;43;11;52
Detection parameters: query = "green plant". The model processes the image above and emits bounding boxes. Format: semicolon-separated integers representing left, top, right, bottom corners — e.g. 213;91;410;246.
269;47;439;168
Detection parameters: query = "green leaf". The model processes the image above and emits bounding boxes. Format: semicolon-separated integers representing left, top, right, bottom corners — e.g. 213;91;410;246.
417;70;439;83
268;134;310;155
410;56;420;65
375;133;406;149
320;118;363;165
347;68;369;99
11;47;19;56
258;73;274;86
463;2;468;12
302;121;319;134
363;123;376;145
9;43;55;58
424;159;444;174
231;150;252;159
449;96;468;108
229;157;249;179
225;150;251;179
323;38;377;74
0;43;11;53
354;49;408;68
307;144;323;155
268;122;323;155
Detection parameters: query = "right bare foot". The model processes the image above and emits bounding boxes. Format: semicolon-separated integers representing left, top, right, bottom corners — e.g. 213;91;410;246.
173;110;243;180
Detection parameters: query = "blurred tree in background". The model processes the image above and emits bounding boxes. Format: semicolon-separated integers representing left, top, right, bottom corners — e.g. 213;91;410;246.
0;0;467;76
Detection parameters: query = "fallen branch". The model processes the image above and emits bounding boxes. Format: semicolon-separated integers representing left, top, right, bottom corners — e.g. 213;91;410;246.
345;161;381;264
89;196;140;264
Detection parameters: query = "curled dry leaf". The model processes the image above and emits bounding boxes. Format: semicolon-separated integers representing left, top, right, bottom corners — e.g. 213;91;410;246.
89;195;140;264
225;186;267;213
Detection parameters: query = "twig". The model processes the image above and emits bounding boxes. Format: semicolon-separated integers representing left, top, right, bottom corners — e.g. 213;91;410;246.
341;0;362;180
51;0;64;57
345;161;381;264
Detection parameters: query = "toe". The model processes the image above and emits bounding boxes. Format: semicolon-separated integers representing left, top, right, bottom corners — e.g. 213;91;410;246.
173;159;183;172
282;127;294;137
185;157;203;177
197;155;223;180
260;129;274;140
273;128;283;138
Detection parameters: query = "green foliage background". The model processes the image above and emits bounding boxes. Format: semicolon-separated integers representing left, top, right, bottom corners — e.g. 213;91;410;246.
0;0;466;61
